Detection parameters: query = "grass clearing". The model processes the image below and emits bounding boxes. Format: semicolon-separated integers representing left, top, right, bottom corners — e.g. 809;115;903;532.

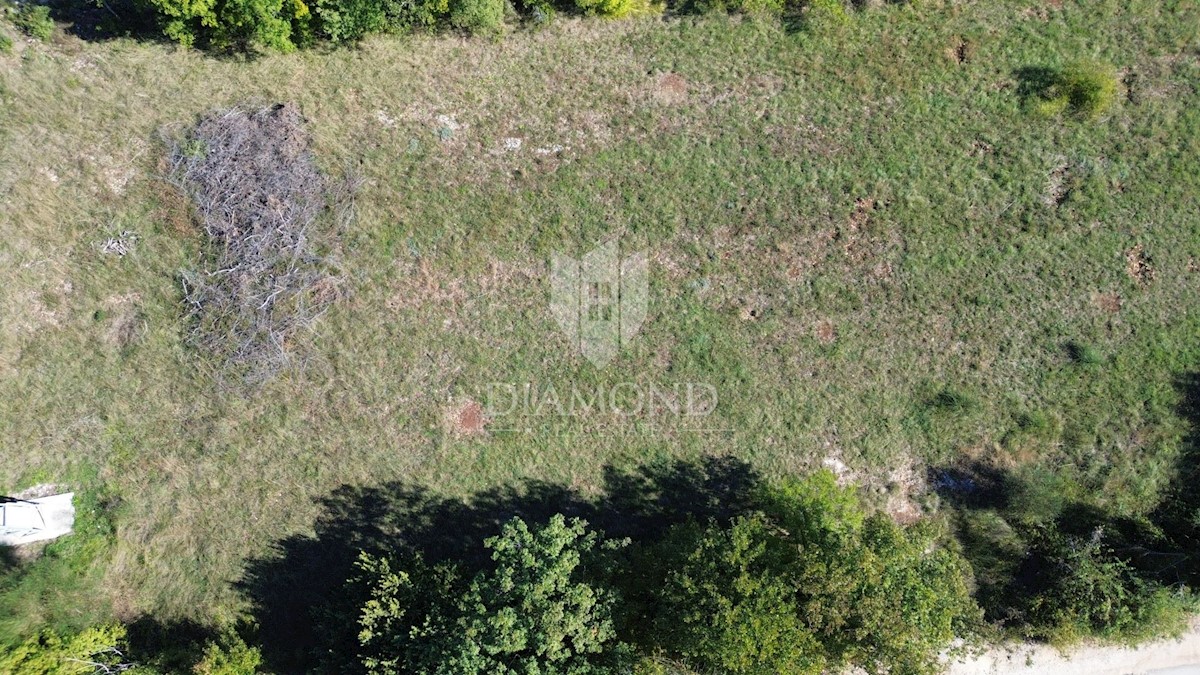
0;0;1198;647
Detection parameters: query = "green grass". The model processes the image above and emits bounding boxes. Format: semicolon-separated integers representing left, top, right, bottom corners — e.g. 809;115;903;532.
0;0;1198;641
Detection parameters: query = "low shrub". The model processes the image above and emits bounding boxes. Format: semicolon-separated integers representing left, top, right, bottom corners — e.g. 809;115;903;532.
14;3;54;40
193;634;263;675
574;0;631;17
315;0;448;42
1034;60;1119;119
804;0;849;28
449;0;504;33
688;0;782;16
1021;528;1191;645
0;624;139;674
0;32;12;52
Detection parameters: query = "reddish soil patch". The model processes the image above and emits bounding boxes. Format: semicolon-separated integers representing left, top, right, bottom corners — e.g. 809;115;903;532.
448;399;488;437
655;72;689;106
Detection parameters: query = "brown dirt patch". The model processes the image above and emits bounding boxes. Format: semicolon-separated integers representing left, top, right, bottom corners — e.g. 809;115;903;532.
101;293;144;350
771;196;900;284
737;295;766;322
945;37;974;65
815;319;837;345
654;72;690;106
1125;244;1154;284
1044;161;1071;207
1092;291;1122;313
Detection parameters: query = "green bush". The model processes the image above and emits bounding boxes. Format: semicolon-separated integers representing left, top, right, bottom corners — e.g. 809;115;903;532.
0;32;12;52
1022;528;1191;645
15;3;54;41
315;0;448;43
688;0;780;16
0;624;145;674
653;516;826;675
646;471;982;675
193;634;263;674
449;0;504;33
762;473;982;674
1036;60;1119;119
146;0;309;50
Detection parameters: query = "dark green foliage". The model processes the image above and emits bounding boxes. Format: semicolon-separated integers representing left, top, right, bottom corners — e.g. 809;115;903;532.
1020;527;1190;645
144;0;310;50
448;0;503;33
356;514;633;674
341;469;978;675
644;471;981;675
931;388;978;413
940;454;1197;647
315;0;448;43
14;3;54;40
1066;341;1103;366
652;516;825;675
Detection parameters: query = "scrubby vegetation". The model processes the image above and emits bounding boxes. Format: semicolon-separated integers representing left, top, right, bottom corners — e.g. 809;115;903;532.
13;3;53;40
1;0;1199;671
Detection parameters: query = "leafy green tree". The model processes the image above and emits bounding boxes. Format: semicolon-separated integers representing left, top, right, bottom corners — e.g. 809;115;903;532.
357;514;633;674
448;0;504;34
649;471;980;675
144;0;310;50
314;0;449;43
761;472;982;675
653;515;826;675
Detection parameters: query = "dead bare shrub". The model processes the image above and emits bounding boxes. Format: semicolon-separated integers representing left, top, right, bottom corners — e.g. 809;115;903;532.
167;103;349;388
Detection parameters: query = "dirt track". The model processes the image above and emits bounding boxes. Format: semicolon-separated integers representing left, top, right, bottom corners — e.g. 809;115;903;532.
949;621;1200;675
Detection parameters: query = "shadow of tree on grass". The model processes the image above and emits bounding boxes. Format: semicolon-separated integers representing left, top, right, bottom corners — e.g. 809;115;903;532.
931;372;1200;631
238;456;762;673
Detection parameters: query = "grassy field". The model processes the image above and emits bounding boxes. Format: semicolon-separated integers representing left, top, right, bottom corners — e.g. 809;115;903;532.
1;0;1199;647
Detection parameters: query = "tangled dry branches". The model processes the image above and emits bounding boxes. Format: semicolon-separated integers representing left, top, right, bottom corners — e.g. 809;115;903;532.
169;103;347;388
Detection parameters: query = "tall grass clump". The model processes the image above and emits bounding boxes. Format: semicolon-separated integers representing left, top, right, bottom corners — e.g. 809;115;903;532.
1035;60;1119;119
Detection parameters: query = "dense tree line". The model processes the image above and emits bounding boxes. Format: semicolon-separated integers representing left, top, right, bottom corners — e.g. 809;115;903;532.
27;0;855;52
3;458;1197;673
